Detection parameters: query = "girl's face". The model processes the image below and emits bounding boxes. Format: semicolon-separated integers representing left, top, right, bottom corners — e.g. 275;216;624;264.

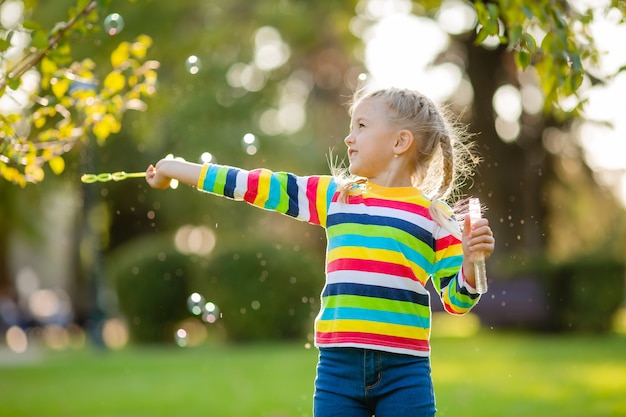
345;97;399;181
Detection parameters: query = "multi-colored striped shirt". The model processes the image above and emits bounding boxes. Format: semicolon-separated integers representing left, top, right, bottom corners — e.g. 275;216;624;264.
197;163;480;357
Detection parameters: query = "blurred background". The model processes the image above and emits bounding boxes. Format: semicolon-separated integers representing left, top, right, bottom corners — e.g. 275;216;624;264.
1;0;625;416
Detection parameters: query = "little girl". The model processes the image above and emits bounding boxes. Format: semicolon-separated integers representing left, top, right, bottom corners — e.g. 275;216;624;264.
146;87;495;417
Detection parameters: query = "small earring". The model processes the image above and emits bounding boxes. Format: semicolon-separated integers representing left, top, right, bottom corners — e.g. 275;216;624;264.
393;154;398;158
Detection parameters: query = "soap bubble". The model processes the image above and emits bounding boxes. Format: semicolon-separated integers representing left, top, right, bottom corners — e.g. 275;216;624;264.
185;55;202;75
104;13;124;36
202;302;220;324
187;292;205;316
174;328;188;347
242;133;259;155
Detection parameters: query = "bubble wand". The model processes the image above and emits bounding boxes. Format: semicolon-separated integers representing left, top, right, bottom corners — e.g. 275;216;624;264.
80;171;146;183
468;197;488;294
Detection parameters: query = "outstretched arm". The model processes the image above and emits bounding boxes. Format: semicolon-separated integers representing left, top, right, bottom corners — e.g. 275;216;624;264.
145;159;203;189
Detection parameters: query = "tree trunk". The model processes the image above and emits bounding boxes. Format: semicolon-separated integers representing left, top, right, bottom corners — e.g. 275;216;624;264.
463;42;553;273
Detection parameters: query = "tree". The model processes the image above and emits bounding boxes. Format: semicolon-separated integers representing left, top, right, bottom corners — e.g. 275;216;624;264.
2;0;625;338
3;0;625;186
0;0;158;186
447;0;626;263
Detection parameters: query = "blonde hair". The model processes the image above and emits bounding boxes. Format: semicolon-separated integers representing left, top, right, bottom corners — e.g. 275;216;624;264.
332;87;480;238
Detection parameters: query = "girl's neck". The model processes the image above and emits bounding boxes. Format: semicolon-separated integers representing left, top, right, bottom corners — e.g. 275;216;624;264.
366;175;413;188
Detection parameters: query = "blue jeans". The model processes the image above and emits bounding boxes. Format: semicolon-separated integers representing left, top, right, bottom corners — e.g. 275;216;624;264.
314;348;436;417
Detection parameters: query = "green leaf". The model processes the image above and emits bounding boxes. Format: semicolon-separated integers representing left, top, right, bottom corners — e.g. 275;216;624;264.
570;53;582;73
77;0;92;9
487;3;500;21
22;20;41;31
474;26;490;45
515;50;531;70
521;5;533;20
7;77;21;90
540;32;555;53
569;71;584;92
0;38;10;52
31;30;48;49
551;8;567;30
522;33;537;53
508;24;522;48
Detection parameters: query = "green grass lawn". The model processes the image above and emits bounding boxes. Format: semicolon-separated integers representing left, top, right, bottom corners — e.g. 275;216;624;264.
1;332;625;417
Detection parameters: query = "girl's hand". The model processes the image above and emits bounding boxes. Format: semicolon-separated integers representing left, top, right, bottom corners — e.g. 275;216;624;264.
145;162;172;189
145;158;204;189
462;215;495;259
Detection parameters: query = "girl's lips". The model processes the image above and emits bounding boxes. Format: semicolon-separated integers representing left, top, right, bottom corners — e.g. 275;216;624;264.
348;149;357;159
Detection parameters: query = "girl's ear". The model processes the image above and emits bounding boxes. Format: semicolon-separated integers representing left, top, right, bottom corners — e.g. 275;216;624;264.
394;129;415;156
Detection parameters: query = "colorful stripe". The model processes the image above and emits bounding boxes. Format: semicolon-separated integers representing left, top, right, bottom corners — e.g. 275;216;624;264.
195;163;480;356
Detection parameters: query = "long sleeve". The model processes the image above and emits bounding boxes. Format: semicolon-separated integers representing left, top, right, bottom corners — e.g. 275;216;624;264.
316;184;481;356
196;163;337;226
431;226;480;315
197;164;481;357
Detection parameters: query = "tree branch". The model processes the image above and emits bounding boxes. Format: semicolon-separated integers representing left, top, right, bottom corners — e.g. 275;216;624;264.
0;0;98;92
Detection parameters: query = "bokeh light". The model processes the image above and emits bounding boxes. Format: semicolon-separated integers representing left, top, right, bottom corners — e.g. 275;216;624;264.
436;0;477;35
253;26;290;71
102;318;129;350
493;84;522;142
5;326;28;353
226;62;266;92
174;225;216;256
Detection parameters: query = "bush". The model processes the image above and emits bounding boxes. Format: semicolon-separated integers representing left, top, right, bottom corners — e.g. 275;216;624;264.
542;257;625;333
196;245;324;342
109;241;200;344
108;236;325;344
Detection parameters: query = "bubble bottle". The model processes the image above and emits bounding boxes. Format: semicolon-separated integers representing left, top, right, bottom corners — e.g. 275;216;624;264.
469;198;488;294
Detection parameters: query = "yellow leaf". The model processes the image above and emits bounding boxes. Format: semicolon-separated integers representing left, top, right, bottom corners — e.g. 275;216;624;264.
145;69;158;82
136;34;153;49
49;156;65;175
51;78;70;98
111;42;130;68
112;95;124;108
130;41;147;59
81;58;96;71
104;71;125;93
58;122;76;139
106;114;121;134
33;111;46;128
25;164;45;182
86;103;106;117
78;69;96;80
70;89;97;101
40;57;58;75
93;119;111;141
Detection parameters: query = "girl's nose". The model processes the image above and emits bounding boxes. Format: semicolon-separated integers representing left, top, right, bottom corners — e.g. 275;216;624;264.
344;133;354;146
